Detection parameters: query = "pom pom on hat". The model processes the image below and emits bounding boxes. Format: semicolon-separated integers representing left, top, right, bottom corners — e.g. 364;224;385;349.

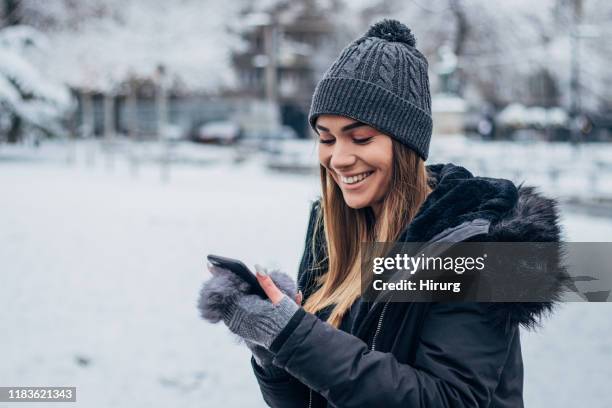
366;19;416;47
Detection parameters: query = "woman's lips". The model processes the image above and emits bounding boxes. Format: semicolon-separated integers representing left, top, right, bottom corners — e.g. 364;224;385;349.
339;171;374;190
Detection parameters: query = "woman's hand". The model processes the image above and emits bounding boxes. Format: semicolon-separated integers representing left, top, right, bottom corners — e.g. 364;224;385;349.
198;262;302;349
254;264;303;305
223;294;299;348
198;263;300;323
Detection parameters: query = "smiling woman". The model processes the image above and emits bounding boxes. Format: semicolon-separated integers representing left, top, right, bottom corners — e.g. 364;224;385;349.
247;19;564;408
315;115;394;217
199;18;566;408
306;113;432;326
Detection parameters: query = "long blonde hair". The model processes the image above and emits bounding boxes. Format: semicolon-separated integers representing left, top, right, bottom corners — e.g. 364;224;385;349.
303;140;433;327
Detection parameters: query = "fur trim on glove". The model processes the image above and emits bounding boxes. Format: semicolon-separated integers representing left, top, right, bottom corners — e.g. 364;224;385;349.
197;267;297;324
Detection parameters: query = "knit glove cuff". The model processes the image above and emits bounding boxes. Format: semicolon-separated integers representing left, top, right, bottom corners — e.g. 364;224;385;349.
225;295;298;349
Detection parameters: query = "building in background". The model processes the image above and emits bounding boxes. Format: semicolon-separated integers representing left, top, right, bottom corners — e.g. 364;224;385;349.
229;0;340;139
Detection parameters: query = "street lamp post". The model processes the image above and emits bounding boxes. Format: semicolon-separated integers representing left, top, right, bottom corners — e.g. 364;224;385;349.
127;81;140;177
103;90;116;171
569;0;582;146
244;12;282;143
155;64;171;183
263;21;278;104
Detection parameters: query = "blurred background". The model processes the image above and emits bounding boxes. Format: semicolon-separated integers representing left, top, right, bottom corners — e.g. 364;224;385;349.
0;0;611;407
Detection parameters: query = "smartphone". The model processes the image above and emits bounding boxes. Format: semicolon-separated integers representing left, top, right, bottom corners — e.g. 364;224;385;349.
206;254;267;298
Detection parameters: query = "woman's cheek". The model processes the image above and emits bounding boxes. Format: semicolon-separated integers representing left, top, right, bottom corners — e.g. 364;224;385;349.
318;146;331;166
375;169;392;199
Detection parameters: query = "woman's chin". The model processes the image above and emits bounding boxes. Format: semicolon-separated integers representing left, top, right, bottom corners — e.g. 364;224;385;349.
342;192;372;210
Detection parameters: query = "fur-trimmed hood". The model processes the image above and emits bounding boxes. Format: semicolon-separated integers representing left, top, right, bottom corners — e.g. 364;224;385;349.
417;163;569;330
299;162;569;330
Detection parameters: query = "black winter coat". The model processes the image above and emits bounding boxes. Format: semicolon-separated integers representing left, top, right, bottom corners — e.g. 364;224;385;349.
252;163;567;408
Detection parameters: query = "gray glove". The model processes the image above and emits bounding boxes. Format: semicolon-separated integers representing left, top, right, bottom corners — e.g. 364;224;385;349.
223;294;298;349
198;264;299;349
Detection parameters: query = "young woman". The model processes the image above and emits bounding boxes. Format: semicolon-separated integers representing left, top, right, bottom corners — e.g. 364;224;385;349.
199;19;566;407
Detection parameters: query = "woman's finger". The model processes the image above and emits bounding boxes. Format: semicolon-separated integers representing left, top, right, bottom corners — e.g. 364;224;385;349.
295;290;303;305
254;266;284;304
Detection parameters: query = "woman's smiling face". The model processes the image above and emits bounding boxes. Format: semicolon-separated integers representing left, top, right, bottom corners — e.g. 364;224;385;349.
316;114;393;215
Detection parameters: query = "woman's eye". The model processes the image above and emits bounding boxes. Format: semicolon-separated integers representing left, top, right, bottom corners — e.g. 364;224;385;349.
353;136;374;144
319;138;335;145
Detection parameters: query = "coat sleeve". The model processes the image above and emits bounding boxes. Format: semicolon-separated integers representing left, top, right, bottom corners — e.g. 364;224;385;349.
251;356;311;408
250;199;321;407
269;302;516;408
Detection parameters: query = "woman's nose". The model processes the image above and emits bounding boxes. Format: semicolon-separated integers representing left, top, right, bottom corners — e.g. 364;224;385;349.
329;142;357;170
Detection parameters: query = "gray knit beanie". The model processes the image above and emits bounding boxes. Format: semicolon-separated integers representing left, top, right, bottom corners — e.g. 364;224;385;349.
308;19;433;160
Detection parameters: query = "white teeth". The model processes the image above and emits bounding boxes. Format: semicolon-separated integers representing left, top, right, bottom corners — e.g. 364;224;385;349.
341;171;372;184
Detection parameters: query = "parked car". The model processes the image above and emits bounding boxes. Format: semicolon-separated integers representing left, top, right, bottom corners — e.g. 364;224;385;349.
160;123;188;142
265;138;319;174
192;121;242;144
254;125;299;153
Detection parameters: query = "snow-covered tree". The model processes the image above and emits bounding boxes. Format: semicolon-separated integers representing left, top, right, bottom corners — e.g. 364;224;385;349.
17;0;248;94
345;0;612;112
0;25;74;142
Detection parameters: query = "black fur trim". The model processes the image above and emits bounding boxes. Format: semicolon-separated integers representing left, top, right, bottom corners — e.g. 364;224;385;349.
485;185;570;331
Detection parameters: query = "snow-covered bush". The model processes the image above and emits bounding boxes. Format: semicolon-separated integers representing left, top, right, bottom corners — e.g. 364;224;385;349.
497;103;568;129
0;25;74;142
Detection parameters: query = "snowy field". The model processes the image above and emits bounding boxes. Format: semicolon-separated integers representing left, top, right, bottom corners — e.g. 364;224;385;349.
1;140;611;407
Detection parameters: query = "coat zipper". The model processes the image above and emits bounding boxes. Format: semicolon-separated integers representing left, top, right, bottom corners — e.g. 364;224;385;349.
308;388;312;408
371;302;389;351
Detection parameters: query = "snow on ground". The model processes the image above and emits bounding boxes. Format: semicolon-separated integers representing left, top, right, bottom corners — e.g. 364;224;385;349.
0;140;611;407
